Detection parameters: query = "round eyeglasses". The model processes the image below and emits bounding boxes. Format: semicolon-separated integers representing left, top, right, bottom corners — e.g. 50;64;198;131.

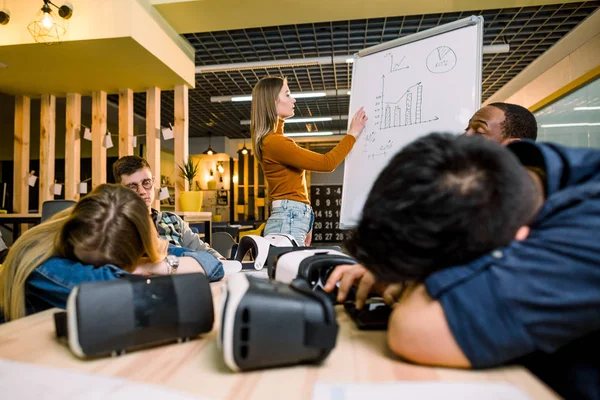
125;177;154;192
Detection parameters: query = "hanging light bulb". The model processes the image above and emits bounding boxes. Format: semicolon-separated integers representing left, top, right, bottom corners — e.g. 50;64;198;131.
41;12;53;29
239;132;250;155
217;162;225;174
203;132;217;155
28;1;73;45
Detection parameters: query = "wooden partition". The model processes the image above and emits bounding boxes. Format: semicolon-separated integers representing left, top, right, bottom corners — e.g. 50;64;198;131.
65;93;81;201
39;94;56;210
13;96;31;226
119;88;134;157
174;84;189;211
146;87;161;210
92;91;107;189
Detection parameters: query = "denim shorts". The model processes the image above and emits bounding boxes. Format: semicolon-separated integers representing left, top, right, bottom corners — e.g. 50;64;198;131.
264;199;315;246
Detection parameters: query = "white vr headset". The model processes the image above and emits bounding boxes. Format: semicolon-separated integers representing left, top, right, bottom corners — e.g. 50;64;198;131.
54;273;214;358
218;274;338;371
233;233;299;271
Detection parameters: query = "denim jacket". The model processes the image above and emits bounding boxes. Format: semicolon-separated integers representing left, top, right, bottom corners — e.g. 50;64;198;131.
23;245;224;316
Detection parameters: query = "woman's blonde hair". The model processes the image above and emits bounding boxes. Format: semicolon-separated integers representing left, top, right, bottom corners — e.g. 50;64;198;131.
250;76;286;162
0;184;167;321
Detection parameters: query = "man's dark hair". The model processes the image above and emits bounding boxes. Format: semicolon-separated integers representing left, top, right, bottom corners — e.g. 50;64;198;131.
346;133;539;283
112;156;151;183
489;102;538;141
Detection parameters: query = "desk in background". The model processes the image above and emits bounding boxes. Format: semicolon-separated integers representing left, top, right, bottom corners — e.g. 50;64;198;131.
171;211;212;245
0;213;42;240
212;224;254;241
0;280;559;400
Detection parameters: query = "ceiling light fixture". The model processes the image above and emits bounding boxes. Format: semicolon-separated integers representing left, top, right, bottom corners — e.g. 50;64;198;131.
284;131;335;137
238;132;250;155
197;45;506;75
0;10;10;25
231;95;253;102
28;0;73;45
574;106;600;111
212;89;350;103
240;115;348;125
540;122;600;128
292;92;327;99
203;132;216;155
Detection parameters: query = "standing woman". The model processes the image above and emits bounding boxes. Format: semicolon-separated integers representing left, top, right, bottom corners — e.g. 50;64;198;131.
251;76;367;245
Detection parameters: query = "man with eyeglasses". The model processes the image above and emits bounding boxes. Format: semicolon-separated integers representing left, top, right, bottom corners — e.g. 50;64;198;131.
113;156;223;259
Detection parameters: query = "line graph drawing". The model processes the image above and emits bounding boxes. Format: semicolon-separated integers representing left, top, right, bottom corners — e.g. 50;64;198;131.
384;53;409;73
426;46;457;74
379;76;439;130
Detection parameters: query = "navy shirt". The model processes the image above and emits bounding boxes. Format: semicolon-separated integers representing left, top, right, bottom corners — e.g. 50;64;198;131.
424;141;600;399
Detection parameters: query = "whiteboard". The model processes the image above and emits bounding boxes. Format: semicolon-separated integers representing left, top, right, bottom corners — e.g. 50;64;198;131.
340;16;483;228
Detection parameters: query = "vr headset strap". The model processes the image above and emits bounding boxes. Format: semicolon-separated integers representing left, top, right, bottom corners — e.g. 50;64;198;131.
54;311;68;339
304;321;338;349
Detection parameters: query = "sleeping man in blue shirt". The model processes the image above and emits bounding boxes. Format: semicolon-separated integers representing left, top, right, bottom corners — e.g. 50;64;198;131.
325;133;600;399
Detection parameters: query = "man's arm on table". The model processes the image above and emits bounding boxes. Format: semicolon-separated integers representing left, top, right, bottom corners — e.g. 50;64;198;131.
388;284;471;368
325;264;470;367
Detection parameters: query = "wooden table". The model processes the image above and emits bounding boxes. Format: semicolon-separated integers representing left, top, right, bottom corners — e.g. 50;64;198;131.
0;213;41;240
0;280;559;400
172;211;213;245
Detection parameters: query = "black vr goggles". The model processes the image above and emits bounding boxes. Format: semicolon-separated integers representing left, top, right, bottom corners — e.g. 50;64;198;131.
54;273;214;358
218;274;338;371
272;249;357;302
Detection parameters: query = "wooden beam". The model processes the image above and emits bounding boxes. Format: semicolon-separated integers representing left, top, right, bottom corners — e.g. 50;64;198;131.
233;159;239;221
39;94;56;210
119;88;134;157
92;91;107;189
174;85;189;211
13;96;30;226
146;87;161;210
243;153;249;220
253;154;259;220
65;93;81;201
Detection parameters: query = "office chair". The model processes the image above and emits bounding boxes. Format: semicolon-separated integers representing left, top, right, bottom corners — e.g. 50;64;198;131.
238;222;266;239
41;200;77;222
211;232;237;259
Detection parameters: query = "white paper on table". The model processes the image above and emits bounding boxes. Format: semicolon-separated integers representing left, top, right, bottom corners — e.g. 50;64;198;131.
312;382;532;400
28;175;38;187
0;359;214;400
105;134;114;149
83;127;92;141
159;186;170;200
162;127;174;140
54;183;62;195
79;182;88;194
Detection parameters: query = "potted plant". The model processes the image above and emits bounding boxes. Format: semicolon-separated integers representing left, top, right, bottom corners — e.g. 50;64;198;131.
177;158;203;212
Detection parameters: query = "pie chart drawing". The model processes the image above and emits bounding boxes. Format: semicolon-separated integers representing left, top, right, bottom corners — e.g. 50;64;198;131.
426;46;457;74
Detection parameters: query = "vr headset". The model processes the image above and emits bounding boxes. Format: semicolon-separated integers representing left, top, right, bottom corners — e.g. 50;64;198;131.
218;274;338;371
233;233;299;271
54;273;214;358
272;249;357;302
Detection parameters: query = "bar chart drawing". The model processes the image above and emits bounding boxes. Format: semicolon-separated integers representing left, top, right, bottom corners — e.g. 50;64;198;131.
380;76;438;130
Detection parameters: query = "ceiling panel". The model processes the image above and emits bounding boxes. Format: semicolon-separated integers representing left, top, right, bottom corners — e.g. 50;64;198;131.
114;1;600;139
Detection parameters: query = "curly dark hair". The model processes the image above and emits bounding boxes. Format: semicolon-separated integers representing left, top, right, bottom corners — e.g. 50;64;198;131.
345;133;539;283
489;102;538;141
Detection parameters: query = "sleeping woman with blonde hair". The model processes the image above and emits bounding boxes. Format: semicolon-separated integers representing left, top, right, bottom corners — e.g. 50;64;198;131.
0;184;223;322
